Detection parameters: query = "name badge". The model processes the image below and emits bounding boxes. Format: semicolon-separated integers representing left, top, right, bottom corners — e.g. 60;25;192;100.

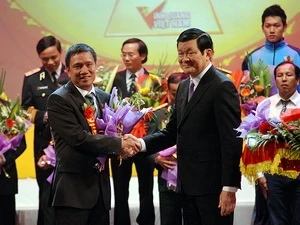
37;86;48;90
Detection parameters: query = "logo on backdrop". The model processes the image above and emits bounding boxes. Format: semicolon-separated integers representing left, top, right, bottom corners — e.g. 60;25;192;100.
137;1;190;29
105;0;222;36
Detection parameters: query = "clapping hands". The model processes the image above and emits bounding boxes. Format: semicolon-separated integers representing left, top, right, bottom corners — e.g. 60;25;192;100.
121;134;141;158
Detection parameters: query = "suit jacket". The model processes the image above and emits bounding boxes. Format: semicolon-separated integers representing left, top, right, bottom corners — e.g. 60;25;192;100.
47;81;122;210
144;66;243;195
112;69;149;98
0;137;26;195
21;66;69;158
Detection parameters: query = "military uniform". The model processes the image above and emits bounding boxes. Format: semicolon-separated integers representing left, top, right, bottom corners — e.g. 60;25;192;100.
21;66;68;225
0;137;26;225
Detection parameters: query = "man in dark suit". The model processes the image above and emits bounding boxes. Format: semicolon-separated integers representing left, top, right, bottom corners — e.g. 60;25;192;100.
47;43;140;225
111;38;155;225
138;28;243;225
21;35;69;225
0;137;26;225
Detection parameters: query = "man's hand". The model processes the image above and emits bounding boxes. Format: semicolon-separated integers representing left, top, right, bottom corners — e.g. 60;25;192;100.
155;155;176;169
0;154;6;166
257;176;268;199
37;154;52;170
218;190;236;216
121;134;141;158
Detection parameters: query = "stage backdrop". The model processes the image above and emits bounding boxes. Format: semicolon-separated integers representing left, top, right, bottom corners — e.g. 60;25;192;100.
0;0;299;178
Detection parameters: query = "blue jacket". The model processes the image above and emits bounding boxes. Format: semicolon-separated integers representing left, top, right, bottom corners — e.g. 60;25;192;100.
242;39;300;92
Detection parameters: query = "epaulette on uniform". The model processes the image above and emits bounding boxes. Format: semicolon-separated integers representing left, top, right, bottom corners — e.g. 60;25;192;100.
216;67;232;75
25;67;41;76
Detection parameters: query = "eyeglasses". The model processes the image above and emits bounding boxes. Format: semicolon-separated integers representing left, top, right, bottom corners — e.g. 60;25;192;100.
120;53;136;59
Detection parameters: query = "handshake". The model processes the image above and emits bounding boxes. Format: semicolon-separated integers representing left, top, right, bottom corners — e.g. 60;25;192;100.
120;134;142;158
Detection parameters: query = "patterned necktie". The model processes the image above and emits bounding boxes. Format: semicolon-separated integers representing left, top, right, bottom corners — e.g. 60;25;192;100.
280;99;290;114
85;93;98;117
51;71;57;83
129;74;137;95
188;80;195;101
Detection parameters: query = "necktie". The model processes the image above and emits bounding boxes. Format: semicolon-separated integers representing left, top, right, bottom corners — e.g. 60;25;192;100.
188;80;195;101
129;74;137;95
85;93;98;117
51;71;57;83
280;99;290;114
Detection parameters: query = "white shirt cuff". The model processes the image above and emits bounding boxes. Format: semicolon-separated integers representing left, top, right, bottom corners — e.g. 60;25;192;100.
139;138;146;152
222;186;238;192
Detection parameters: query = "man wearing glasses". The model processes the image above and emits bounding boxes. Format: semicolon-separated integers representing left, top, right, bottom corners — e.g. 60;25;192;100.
111;38;155;225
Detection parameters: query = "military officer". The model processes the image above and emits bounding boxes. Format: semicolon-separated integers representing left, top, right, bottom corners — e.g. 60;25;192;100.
21;35;68;225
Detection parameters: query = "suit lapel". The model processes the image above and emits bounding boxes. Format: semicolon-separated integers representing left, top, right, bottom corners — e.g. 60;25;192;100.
65;82;91;130
178;67;215;128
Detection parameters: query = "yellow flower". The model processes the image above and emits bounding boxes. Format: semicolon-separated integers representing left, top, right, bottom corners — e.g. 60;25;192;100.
140;87;150;96
150;74;161;84
0;92;8;101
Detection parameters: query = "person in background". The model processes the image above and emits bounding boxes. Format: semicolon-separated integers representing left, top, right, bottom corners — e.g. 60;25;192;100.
111;38;155;225
154;72;188;225
241;5;300;224
21;35;68;225
256;61;300;225
0;137;26;225
242;4;300;92
47;43;140;225
139;28;242;225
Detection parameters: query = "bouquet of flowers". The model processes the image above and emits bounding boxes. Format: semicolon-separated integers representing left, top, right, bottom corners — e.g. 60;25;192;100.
236;100;300;183
96;87;151;137
129;73;168;138
94;65;119;93
133;73;167;108
239;55;276;116
0;69;31;157
158;145;178;191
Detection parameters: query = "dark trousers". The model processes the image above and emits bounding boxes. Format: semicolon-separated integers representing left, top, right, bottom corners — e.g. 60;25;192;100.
265;174;300;225
54;192;109;225
41;182;55;225
159;188;183;225
0;195;15;225
253;184;270;225
35;160;54;225
111;153;155;225
181;192;233;225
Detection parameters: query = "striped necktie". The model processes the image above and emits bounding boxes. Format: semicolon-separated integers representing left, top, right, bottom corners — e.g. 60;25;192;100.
129;74;137;95
85;93;99;117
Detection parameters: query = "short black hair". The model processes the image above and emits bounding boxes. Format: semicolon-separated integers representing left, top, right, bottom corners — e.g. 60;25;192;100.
262;4;287;26
274;61;300;79
65;43;97;68
36;36;62;55
177;28;213;54
121;38;148;64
